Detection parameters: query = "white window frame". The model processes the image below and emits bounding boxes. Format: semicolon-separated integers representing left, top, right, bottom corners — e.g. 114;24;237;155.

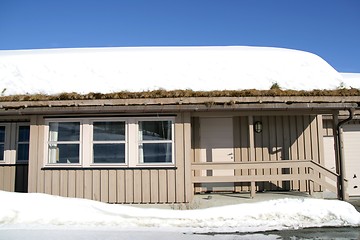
0;123;11;164
16;123;30;163
44;117;175;168
135;117;175;167
90;119;128;167
44;119;83;167
0;123;30;165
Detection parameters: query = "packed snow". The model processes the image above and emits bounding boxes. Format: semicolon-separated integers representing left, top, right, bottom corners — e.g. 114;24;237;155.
0;46;345;96
0;191;359;234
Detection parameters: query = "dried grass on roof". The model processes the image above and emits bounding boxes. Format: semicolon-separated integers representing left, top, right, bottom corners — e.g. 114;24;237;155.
0;88;359;102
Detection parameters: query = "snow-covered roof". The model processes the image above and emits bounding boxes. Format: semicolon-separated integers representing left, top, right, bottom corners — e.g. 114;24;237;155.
341;72;360;89
0;46;344;96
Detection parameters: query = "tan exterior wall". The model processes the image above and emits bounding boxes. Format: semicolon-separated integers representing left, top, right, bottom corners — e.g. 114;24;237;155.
193;114;324;193
28;113;192;203
0;165;16;191
0;116;30;193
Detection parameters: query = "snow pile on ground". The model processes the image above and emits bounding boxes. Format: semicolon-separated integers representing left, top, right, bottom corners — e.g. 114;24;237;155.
0;191;359;233
0;46;344;96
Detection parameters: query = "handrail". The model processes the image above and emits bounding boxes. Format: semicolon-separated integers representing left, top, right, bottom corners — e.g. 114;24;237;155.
191;159;341;198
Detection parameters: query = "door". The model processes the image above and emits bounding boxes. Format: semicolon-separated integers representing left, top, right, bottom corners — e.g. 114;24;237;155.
199;117;234;192
343;124;360;196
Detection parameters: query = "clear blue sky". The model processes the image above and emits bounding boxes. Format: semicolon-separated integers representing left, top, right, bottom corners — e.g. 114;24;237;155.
0;0;359;72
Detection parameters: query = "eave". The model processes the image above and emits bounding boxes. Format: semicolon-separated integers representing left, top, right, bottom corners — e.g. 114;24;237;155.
0;96;358;116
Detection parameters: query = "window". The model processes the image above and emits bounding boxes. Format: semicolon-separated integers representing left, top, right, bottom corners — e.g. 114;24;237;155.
92;121;126;164
48;122;81;164
0;126;5;161
17;125;30;162
138;121;173;163
45;117;174;167
0;123;30;164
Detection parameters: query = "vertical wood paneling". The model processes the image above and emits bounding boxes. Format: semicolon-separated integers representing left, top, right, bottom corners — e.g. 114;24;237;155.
262;116;271;190
141;169;150;203
240;116;250;191
44;171;52;194
28;116;39;193
289;116;299;190
60;170;68;197
268;116;278;190
125;170;134;203
317;116;325;167
183;112;192;202
167;169;176;203
150;170;159;203
108;170;117;203
100;170;109;202
117;170;126;203
68;170;76;197
158;169;167;203
92;170;101;201
133;169;142;203
175;114;185;202
275;116;283;189
254;116;263;191
75;171;84;198
84;170;92;199
192;117;202;193
52;170;60;195
233;117;242;192
0;168;4;190
26;112;327;203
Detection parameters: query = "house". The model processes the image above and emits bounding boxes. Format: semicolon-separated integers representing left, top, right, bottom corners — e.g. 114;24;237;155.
0;46;359;204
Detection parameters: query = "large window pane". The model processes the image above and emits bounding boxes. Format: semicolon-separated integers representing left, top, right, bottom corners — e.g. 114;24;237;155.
17;144;29;161
0;126;5;142
18;126;30;142
141;143;172;163
0;126;4;161
48;144;79;164
17;126;30;162
49;122;80;141
140;121;172;141
93;122;125;141
0;144;3;161
93;144;125;163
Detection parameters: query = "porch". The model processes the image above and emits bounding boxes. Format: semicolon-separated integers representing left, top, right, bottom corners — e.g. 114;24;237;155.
191;160;346;199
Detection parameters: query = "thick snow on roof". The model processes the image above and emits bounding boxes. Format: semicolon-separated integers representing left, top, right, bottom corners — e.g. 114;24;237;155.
341;72;360;88
0;46;344;96
0;191;359;234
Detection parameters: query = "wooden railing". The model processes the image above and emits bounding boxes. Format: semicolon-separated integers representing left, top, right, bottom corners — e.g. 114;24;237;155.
192;160;344;198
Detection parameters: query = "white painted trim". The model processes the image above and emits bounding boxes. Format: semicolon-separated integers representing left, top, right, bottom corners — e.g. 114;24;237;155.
43;116;175;168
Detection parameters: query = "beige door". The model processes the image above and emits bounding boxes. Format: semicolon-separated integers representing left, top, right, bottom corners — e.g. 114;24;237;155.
323;126;360;197
199;117;234;191
343;125;360;196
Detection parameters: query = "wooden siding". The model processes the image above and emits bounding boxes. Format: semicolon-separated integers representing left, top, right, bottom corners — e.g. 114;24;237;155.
193;114;324;193
0;164;28;192
0;165;15;191
27;113;190;204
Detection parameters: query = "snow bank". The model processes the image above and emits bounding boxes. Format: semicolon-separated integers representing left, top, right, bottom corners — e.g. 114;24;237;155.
0;191;359;233
0;46;344;96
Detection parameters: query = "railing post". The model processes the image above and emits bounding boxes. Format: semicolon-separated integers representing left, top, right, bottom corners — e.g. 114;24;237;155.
248;116;256;198
308;167;314;196
250;169;256;198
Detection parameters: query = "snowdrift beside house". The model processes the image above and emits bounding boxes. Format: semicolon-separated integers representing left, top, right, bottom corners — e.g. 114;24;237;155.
0;191;359;233
0;46;345;96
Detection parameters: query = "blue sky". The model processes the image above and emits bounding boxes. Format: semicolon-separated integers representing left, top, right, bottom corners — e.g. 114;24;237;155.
0;0;359;72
